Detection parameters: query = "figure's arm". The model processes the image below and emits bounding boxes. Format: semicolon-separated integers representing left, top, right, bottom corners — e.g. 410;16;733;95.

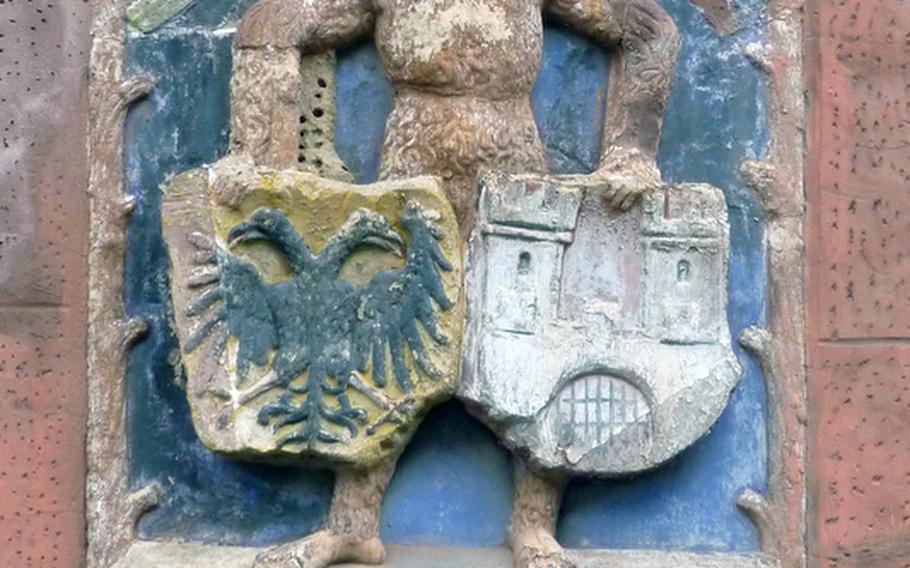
545;0;679;208
230;0;374;169
235;0;375;52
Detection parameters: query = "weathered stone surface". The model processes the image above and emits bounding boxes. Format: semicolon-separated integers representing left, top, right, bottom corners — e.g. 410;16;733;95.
115;541;776;568
296;52;353;181
460;172;741;476
161;158;463;469
229;46;304;171
86;0;164;563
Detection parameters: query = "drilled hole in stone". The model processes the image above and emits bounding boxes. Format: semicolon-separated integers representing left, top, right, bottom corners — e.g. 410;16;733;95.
317;77;327;88
313;108;324;118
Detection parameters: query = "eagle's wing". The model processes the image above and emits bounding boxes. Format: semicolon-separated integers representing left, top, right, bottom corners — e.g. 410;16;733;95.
352;202;454;392
182;232;278;377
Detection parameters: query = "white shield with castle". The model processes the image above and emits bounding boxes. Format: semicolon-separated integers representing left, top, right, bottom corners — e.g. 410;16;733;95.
459;172;742;476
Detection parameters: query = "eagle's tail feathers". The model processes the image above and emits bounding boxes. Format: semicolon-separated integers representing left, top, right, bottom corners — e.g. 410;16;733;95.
183;307;226;353
185;287;223;317
273;406;311;429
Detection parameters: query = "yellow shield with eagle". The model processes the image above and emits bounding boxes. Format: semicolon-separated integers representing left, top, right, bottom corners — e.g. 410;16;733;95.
161;157;463;468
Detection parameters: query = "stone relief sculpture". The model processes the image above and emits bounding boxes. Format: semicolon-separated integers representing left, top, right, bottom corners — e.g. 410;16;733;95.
77;0;810;563
153;0;747;566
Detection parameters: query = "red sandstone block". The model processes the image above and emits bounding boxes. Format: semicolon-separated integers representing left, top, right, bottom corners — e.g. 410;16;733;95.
0;1;92;564
810;346;910;567
815;191;910;340
809;0;910;341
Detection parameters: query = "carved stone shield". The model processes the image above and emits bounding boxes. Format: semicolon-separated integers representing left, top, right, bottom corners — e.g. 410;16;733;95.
161;157;463;469
459;172;742;476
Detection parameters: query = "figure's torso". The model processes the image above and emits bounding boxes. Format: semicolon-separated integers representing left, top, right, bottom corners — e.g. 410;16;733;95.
374;0;544;97
372;0;549;232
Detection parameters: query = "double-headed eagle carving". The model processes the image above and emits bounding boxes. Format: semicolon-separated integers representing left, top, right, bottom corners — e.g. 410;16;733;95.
181;201;454;448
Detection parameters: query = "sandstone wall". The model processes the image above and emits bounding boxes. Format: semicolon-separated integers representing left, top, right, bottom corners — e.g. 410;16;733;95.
806;0;910;565
0;2;92;567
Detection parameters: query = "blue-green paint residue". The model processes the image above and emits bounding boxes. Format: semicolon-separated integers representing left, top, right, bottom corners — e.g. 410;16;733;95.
127;0;196;33
124;0;767;551
189;206;454;446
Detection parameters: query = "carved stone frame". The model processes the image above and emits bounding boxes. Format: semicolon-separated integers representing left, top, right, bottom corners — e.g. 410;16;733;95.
735;0;809;566
86;1;160;567
84;0;807;566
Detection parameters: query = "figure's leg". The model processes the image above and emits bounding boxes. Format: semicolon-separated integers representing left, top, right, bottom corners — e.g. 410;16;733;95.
601;0;679;168
596;0;679;209
508;461;574;568
253;461;394;568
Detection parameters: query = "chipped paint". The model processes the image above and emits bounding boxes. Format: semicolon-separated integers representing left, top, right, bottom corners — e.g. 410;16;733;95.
126;0;194;33
387;0;513;61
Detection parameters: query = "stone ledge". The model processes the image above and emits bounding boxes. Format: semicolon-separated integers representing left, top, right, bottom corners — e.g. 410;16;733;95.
117;541;778;568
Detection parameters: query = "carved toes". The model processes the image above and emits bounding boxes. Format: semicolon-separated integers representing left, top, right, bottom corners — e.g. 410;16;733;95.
511;528;575;568
514;546;576;568
604;179;649;211
345;536;386;565
252;531;385;568
253;532;336;568
594;149;663;210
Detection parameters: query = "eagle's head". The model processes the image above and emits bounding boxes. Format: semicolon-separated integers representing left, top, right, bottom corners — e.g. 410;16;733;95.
227;208;312;270
228;208;291;246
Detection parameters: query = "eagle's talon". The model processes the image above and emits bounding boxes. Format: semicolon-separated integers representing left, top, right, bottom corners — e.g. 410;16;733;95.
192;250;217;265
187;270;221;288
188;231;214;250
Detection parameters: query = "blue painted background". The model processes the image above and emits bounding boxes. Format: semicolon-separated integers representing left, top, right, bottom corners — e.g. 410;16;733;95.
123;0;768;552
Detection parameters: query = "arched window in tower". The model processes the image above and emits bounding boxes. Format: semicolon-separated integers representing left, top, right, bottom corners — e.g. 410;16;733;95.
677;259;692;284
518;251;532;274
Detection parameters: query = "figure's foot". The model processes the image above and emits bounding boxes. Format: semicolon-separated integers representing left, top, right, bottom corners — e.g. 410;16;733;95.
252;530;385;568
510;527;575;568
595;147;662;211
